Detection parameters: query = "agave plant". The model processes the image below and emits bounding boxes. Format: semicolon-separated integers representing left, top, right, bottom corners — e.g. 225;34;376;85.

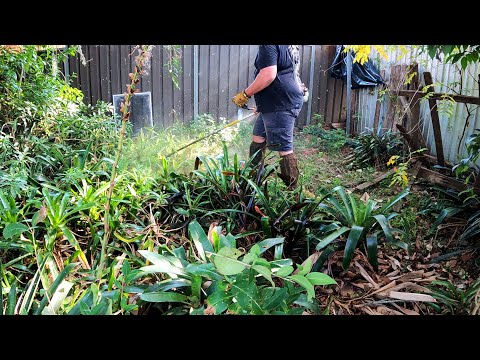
315;186;410;270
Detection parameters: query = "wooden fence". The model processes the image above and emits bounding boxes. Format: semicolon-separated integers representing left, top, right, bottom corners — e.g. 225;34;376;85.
66;45;349;129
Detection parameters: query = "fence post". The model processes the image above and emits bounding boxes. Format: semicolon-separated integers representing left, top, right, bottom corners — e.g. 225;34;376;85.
306;45;316;126
193;45;199;120
346;49;352;135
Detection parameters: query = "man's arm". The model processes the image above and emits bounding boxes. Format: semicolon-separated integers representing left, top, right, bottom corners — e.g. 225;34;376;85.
244;65;277;97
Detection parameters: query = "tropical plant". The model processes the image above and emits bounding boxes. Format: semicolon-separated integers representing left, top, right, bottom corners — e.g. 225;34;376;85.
427;278;480;314
352;130;406;169
134;220;336;314
315;186;410;270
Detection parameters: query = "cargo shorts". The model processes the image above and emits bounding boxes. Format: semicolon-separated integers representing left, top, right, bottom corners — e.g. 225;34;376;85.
252;108;301;152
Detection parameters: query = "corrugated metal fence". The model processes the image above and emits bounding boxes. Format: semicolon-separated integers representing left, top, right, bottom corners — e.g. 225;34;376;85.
354;47;480;164
67;45;348;129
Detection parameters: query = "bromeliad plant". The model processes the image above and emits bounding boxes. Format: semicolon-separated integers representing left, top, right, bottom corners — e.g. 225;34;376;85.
134;220;336;315
315;186;410;270
352;130;406;169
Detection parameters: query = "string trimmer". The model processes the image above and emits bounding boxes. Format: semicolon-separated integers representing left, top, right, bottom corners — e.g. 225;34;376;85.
165;105;256;158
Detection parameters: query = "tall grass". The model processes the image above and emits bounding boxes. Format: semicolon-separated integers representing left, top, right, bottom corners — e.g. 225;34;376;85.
119;113;255;176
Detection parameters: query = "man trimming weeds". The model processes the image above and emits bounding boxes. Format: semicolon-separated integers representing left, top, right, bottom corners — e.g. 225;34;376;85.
232;45;308;190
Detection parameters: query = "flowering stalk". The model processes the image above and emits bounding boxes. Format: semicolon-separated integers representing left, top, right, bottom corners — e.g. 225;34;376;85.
97;45;153;278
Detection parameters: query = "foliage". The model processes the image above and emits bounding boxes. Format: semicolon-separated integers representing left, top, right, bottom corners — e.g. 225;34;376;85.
0;45;78;136
453;129;480;179
162;45;183;89
136;220;336;314
303;120;348;152
422;45;480;70
352;130;406;169
427;278;480;314
343;45;409;65
315;186;410;270
387;148;426;188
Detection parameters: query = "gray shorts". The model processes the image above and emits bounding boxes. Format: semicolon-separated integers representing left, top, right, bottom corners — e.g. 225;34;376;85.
252;108;301;152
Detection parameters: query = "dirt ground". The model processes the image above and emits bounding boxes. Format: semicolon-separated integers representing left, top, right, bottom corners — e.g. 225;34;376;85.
293;130;479;315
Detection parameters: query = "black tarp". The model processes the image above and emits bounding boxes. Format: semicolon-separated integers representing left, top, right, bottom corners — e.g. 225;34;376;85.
330;45;384;88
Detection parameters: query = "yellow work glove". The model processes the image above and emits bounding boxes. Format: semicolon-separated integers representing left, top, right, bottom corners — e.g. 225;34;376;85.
232;90;250;108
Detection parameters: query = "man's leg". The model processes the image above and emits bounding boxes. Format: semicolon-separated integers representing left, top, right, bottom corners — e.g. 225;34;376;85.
261;109;300;189
250;114;267;167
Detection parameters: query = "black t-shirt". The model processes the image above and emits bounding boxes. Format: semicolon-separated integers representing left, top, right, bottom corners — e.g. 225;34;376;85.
253;45;304;113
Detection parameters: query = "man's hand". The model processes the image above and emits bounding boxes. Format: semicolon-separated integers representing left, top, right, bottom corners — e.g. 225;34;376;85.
232;91;250;108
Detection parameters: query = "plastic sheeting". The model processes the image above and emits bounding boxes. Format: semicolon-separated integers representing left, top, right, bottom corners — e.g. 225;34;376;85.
330;45;384;88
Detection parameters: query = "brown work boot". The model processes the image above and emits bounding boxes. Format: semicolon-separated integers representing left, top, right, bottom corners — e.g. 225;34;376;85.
249;141;266;167
279;153;299;190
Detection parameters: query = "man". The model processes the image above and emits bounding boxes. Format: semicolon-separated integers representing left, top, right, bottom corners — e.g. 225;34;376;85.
232;45;307;189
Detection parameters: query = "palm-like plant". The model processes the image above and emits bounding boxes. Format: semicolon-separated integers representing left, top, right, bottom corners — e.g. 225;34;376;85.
315;186;410;270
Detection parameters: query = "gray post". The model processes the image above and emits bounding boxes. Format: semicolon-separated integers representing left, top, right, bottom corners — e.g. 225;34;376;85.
346;48;352;134
193;45;199;119
306;45;316;126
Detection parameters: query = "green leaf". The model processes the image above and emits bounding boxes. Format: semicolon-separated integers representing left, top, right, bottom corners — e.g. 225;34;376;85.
188;221;213;262
256;237;285;254
461;56;468;70
90;298;113;315
433;207;463;228
243;243;260;264
230;280;263;314
220;233;236;249
263;287;288;311
252;265;274;287
297;259;312;276
275;265;294;277
315;226;350;250
211;247;247;276
185;263;223;281
3;223;29;239
19;256;47;315
381;188;409;213
207;289;232;314
190;275;202;303
343;225;364;270
372;214;394;243
288;274;315;301
140;291;189;303
138;250;187;277
260;216;272;238
7;282;17;315
365;234;379;270
305;272;337;286
35;262;78;315
442;45;454;55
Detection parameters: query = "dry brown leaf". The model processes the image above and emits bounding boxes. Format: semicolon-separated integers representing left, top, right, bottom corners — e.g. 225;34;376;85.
293;252;322;275
387;281;431;294
391;303;420;315
360;306;378;315
369;280;397;298
351;282;366;289
385;255;402;270
360;192;370;204
389;291;437;302
386;270;400;278
446;260;457;268
354;261;379;289
340;283;355;298
416;276;438;283
398;270;424;281
204;305;216;315
376;306;403;315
